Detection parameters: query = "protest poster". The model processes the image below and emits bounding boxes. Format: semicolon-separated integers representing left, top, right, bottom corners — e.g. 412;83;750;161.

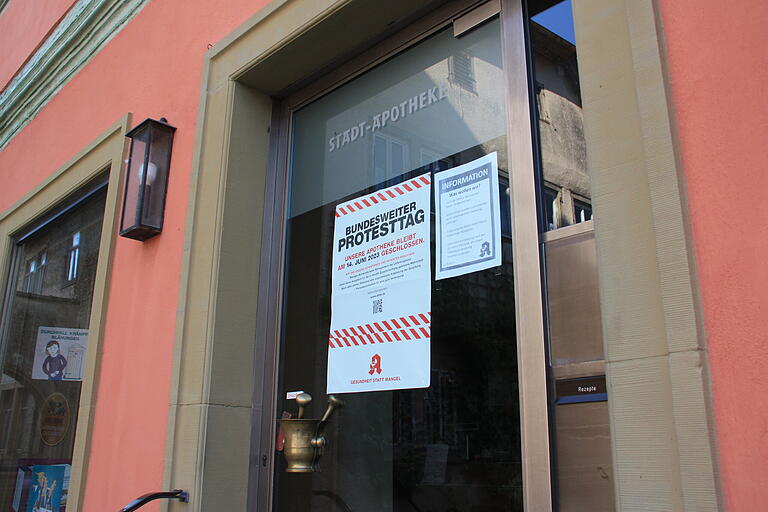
328;174;432;393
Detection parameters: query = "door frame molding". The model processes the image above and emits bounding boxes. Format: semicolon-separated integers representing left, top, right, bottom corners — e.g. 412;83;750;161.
499;0;552;508
164;1;551;510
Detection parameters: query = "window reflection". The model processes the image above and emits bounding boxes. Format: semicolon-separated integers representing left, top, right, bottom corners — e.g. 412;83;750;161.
0;188;106;512
277;19;524;512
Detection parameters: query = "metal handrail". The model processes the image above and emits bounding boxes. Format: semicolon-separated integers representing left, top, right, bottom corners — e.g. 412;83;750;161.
119;489;188;511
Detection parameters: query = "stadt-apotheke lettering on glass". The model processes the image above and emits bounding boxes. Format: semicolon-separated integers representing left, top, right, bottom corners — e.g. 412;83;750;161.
328;84;448;153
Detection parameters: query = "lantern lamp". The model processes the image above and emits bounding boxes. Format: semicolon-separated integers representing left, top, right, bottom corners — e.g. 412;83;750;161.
119;117;176;241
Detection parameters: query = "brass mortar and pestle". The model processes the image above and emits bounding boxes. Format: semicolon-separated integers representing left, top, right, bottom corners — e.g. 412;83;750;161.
279;393;344;472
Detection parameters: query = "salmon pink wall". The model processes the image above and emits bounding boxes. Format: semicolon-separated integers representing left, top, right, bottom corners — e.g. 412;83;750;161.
0;0;268;510
0;0;76;89
658;0;768;509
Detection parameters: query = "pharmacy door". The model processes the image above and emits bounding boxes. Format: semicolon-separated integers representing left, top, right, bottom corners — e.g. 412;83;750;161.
259;4;549;511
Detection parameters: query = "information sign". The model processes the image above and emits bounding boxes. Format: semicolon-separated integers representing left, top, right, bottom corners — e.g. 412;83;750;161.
434;153;502;280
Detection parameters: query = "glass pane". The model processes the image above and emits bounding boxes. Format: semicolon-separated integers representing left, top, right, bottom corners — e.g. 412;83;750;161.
289;20;507;218
121;128;148;232
545;233;604;365
142;127;172;229
0;189;106;512
276;19;524;512
530;0;592;232
555;401;614;511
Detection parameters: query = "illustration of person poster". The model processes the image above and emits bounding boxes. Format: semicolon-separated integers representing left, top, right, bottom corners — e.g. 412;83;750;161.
31;327;88;381
328;174;432;393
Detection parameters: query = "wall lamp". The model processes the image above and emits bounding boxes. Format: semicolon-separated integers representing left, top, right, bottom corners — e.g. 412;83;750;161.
119;117;176;241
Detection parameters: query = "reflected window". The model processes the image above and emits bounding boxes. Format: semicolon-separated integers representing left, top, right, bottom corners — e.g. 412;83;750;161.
66;232;81;282
373;132;408;186
22;252;47;294
448;51;477;93
542;186;559;231
574;199;592;223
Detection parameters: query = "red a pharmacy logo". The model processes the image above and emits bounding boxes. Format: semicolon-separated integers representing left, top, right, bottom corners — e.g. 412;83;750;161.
369;354;382;375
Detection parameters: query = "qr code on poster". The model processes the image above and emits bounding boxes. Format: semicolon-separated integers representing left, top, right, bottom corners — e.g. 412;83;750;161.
372;298;383;314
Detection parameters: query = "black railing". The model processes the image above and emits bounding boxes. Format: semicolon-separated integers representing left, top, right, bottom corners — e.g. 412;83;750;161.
120;489;188;511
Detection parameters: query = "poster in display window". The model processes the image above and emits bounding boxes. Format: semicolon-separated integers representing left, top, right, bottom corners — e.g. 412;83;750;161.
10;460;71;512
328;174;432;394
434;152;502;280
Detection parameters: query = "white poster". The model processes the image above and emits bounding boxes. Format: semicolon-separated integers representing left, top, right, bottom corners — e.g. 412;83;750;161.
328;174;432;393
31;326;89;381
434;153;502;280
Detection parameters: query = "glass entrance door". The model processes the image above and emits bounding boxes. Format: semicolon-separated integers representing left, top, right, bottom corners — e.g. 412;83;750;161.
271;14;529;512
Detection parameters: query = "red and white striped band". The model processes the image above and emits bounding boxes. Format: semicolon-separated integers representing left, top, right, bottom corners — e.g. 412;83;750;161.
328;312;431;348
335;175;431;218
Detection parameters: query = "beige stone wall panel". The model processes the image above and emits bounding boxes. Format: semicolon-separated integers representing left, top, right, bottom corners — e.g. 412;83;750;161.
572;0;720;510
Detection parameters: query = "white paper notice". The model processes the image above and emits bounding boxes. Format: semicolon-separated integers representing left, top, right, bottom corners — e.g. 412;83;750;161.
32;326;89;381
328;174;432;394
434;153;502;280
